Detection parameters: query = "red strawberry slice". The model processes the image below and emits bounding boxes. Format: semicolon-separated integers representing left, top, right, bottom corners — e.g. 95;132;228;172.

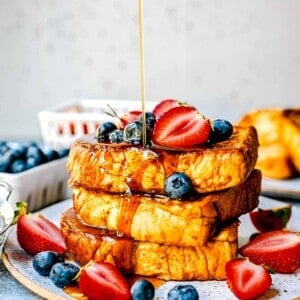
118;110;142;129
239;230;300;273
152;98;182;118
225;258;272;300
250;205;292;232
17;213;66;256
79;261;131;300
152;106;211;148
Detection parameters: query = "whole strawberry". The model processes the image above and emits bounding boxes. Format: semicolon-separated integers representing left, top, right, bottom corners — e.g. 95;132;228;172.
249;205;292;232
239;230;300;273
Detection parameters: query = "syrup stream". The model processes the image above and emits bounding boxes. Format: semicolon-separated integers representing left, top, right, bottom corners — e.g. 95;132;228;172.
137;0;147;147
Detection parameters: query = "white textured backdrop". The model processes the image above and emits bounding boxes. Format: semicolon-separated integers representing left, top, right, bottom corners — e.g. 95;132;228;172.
0;0;299;139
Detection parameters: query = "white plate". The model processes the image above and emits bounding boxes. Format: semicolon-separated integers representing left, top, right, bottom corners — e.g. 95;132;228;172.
2;198;300;300
262;177;300;200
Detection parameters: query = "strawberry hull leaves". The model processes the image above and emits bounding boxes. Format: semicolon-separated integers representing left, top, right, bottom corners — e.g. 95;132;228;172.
239;230;300;273
152;106;211;148
249;205;292;232
225;258;272;300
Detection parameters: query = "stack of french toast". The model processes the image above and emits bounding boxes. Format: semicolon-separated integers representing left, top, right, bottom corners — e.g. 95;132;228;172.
238;108;300;179
61;101;261;281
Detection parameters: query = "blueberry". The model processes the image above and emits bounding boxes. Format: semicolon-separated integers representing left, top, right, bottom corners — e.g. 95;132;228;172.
109;129;124;143
10;159;28;173
58;148;69;158
209;119;233;144
131;279;155;300
7;142;27;159
49;262;80;288
26;145;46;165
42;148;60;161
0;150;14;172
96;122;117;142
33;251;64;276
167;284;199;300
138;112;156;130
124;121;142;144
0;142;9;155
124;121;151;145
164;172;193;199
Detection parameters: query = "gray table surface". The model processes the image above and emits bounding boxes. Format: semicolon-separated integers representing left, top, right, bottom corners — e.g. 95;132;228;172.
1;197;299;300
0;244;42;300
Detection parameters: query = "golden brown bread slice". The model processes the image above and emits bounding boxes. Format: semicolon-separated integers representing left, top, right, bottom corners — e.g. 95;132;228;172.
71;169;260;247
61;208;238;281
67;125;258;194
237;108;300;179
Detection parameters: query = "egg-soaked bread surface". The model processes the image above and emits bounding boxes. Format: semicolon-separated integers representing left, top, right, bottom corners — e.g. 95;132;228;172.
71;169;260;247
238;108;300;179
67;125;258;194
61;208;238;281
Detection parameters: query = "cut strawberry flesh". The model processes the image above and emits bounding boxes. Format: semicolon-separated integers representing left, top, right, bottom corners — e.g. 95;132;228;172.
17;214;66;256
241;230;299;252
239;230;300;273
153;106;211;148
79;262;131;300
226;258;272;300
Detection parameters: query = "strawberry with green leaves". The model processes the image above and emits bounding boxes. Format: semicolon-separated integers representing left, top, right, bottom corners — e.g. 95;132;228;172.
225;258;272;300
15;202;66;256
249;205;292;232
239;230;300;273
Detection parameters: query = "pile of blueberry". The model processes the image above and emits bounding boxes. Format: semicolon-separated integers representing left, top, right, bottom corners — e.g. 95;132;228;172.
97;114;233;147
0;141;69;174
33;251;79;288
96;112;156;145
33;251;199;300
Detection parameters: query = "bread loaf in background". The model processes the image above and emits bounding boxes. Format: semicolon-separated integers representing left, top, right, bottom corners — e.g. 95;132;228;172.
237;108;300;179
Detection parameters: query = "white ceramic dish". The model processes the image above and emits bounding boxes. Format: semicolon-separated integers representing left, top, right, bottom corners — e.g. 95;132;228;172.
261;177;300;200
0;157;70;212
38;99;158;150
2;197;300;300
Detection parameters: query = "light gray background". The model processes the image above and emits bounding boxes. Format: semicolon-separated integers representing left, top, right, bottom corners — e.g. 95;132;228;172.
0;0;299;140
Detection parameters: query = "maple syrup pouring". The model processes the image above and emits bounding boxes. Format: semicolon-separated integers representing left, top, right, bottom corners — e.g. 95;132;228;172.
137;0;147;147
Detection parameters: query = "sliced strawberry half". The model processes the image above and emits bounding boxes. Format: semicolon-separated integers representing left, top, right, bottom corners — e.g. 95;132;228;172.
239;230;300;273
152;98;183;118
79;261;131;300
250;205;292;232
152;106;211;148
226;258;272;300
17;213;66;256
118;110;142;129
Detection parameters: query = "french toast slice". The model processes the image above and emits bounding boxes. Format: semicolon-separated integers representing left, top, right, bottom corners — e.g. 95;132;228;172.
71;169;260;247
238;108;300;179
61;208;238;281
67;125;258;194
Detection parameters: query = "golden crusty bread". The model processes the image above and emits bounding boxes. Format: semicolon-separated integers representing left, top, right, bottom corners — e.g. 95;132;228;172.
67;125;258;194
237;108;300;179
71;169;260;247
61;208;238;281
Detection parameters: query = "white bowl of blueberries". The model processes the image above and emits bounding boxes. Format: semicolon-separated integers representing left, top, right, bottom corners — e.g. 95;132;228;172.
0;141;70;212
